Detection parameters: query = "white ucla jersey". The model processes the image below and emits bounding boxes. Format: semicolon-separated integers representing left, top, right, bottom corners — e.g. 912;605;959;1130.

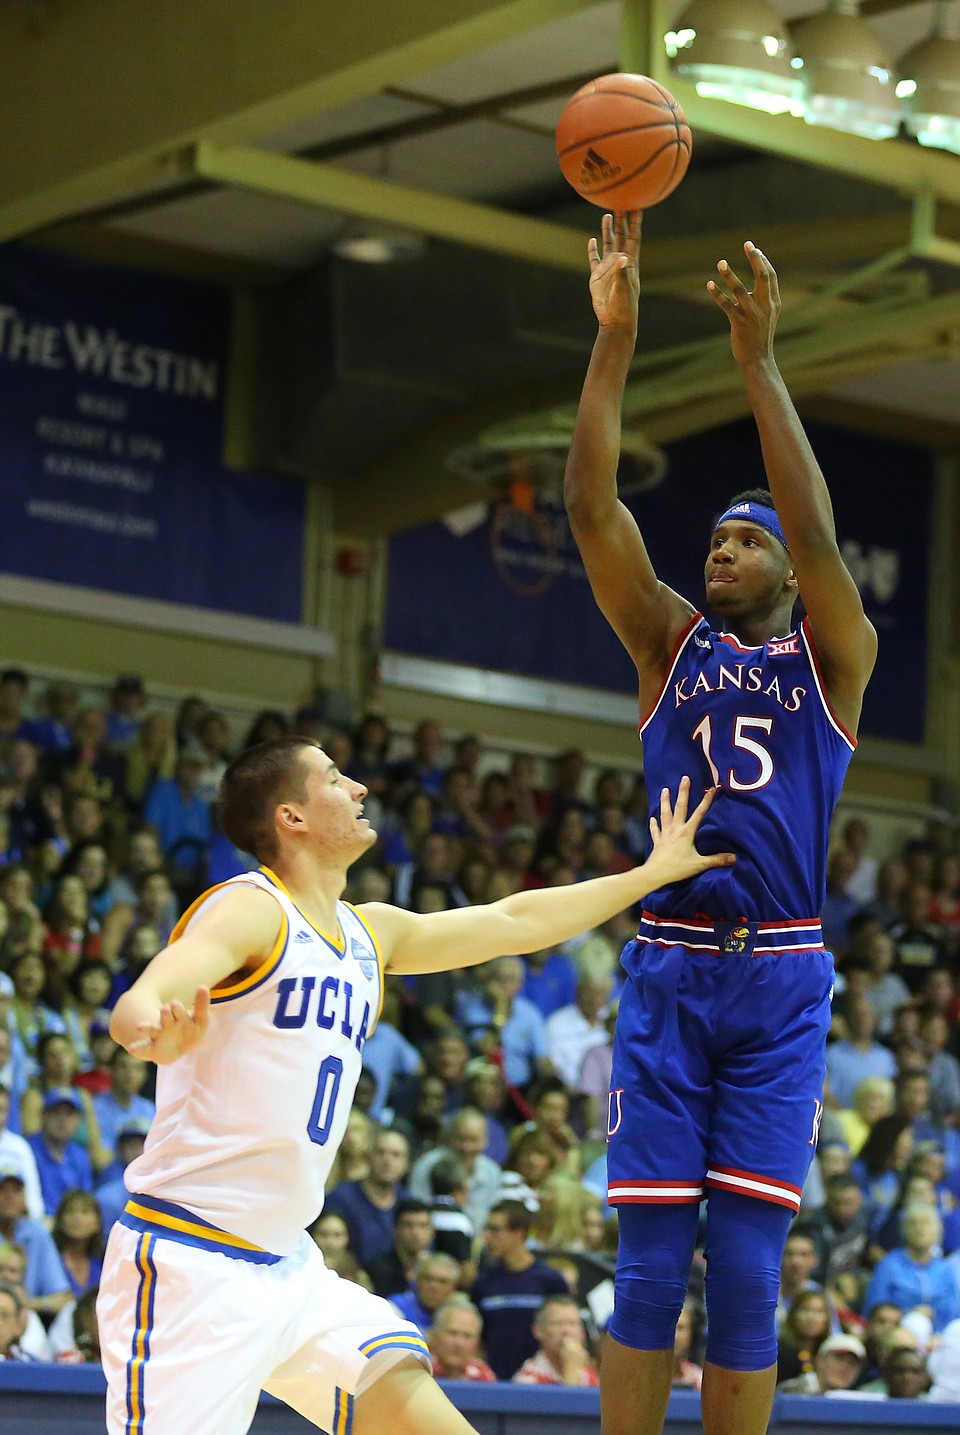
125;867;384;1256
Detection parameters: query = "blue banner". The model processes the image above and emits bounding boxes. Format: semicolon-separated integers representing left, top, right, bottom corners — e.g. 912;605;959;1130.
385;422;932;744
0;244;304;622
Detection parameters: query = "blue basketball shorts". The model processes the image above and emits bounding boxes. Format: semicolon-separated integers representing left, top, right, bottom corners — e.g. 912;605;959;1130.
606;912;834;1215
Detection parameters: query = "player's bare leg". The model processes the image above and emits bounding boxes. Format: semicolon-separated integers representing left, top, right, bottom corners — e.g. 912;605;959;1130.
599;1335;674;1435
701;1361;777;1435
354;1356;479;1435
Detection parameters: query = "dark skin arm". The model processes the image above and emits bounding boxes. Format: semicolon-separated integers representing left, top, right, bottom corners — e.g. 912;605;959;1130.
564;212;695;713
708;245;878;736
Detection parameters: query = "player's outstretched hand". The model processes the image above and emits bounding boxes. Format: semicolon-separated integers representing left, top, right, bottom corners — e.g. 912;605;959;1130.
128;987;211;1065
645;778;735;886
588;211;641;333
707;241;781;368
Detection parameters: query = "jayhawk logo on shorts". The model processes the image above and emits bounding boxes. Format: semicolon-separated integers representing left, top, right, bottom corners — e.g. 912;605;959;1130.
723;926;751;954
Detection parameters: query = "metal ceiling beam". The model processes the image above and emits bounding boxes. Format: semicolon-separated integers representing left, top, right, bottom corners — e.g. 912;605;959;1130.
0;0;595;241
192;143;589;271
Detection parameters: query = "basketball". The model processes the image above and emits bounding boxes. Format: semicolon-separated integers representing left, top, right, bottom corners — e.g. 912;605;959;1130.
555;72;692;210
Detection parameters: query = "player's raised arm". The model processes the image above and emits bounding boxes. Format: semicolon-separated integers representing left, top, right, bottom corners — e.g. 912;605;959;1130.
708;243;878;732
110;884;283;1063
564;211;695;677
366;778;733;975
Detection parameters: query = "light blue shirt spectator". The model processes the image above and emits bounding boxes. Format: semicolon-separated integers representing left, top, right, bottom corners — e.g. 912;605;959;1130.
864;1246;960;1332
825;1040;897;1111
522;951;578;1019
92;1092;156;1160
456;961;550;1088
362;1022;423;1120
143;766;212;858
13;1215;70;1300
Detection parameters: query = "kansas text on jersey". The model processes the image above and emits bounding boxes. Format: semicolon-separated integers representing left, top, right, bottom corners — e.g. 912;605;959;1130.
640;614;855;922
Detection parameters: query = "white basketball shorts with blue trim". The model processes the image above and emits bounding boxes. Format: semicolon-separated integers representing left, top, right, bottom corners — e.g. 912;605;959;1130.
97;1196;430;1435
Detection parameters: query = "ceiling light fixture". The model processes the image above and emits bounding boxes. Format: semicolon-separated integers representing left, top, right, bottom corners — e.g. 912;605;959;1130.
897;5;960;155
665;0;802;115
790;0;900;140
331;226;426;265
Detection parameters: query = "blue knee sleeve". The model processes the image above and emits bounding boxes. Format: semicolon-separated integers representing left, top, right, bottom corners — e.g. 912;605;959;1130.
608;1202;700;1351
703;1188;794;1372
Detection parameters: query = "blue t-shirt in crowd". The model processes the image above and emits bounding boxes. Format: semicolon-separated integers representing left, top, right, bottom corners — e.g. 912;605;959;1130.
522;952;579;1019
455;992;549;1088
14;1217;69;1298
361;1023;422;1120
26;1134;93;1216
863;1248;960;1332
143;779;212;857
91;1094;156;1159
471;1258;568;1380
390;1288;433;1333
323;1180;408;1269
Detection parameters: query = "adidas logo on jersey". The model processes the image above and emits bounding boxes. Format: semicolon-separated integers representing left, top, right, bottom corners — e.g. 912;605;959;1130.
293;930;312;943
579;147;622;186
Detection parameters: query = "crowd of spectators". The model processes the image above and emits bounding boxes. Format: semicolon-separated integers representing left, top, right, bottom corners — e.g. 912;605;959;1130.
2;666;960;1402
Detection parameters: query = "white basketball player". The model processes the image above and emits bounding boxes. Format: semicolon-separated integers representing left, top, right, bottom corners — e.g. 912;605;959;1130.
100;737;732;1435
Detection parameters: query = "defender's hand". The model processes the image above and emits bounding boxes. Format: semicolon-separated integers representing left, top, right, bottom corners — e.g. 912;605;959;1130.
644;778;735;886
707;241;781;368
129;988;211;1065
588;211;641;333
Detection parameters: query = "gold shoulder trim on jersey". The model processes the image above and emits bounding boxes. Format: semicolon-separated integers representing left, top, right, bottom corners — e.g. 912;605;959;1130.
258;865;346;953
210;909;289;1002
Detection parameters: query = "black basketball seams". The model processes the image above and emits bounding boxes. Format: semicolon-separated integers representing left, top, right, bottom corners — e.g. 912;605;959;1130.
558;120;691;161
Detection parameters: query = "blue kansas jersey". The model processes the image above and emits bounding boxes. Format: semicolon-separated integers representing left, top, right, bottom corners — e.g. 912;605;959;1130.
640;613;855;922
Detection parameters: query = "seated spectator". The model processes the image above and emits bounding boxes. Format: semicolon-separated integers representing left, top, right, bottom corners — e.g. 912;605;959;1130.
856;1301;904;1386
9;950;66;1057
60;962;113;1072
776;1290;832;1384
516;1077;580;1173
409;1108;501;1236
4;741;58;861
73;1016;118;1099
423;1032;470;1115
361;981;423;1121
545;974;612;1089
392;1074;448;1164
821;851;860;955
325;1127;411;1269
840;817;879;906
426;1156;474;1280
497;1128;559;1213
928;1316;960;1402
390;1251;461;1333
852;1114;914;1211
836;1075;894;1156
41;876;102;1005
0;1240;50;1360
512;1293;599;1386
123;713;177;809
143;754;212;887
94;1117;150;1233
20;1032;110;1174
27;1089;93;1216
863;930;911;1036
324;1109;373;1192
864;1203;960;1332
874;1343;930;1399
805;1174;871;1287
673;1298;704;1390
891;885;947;993
62;841;118;926
308;1211;352;1265
51;1286;101;1365
22;680;77;756
388;720;447;804
51;1190;103;1300
826;997;897;1110
775;1228;823;1331
778;1331;866;1394
920;1012;960;1121
0;1085;43;1221
105;674;146;748
0;1161;70;1318
92;1047;155;1160
0;1281;31;1361
870;1171;941;1261
456;957;552;1090
429;1295;496;1382
895;1069;940;1148
365;1199;435;1299
471;1199;567;1380
522;945;578;1020
462;1060;510;1166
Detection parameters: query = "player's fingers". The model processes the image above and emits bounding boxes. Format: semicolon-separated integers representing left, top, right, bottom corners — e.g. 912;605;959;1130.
193;986;211;1029
673;774;691;823
601;212;614;256
659;784;672;829
744;240;766;283
127;1037;154;1055
757;247;780;306
706;279;737;314
717;259;750;301
158;1004;174;1028
700;851;737;869
588;236;601;271
689;783;720;828
648;815;660;847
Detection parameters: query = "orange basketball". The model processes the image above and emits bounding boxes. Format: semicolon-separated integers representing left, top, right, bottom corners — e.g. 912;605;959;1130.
555;73;692;210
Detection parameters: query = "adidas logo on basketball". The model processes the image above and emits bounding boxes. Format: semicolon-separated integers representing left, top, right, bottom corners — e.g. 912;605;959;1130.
293;930;312;944
579;147;622;187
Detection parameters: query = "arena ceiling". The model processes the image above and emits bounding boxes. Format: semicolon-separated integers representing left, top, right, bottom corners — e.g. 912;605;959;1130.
3;0;960;535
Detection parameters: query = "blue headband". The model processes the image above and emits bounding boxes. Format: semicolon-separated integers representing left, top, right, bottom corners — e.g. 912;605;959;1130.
715;501;788;550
